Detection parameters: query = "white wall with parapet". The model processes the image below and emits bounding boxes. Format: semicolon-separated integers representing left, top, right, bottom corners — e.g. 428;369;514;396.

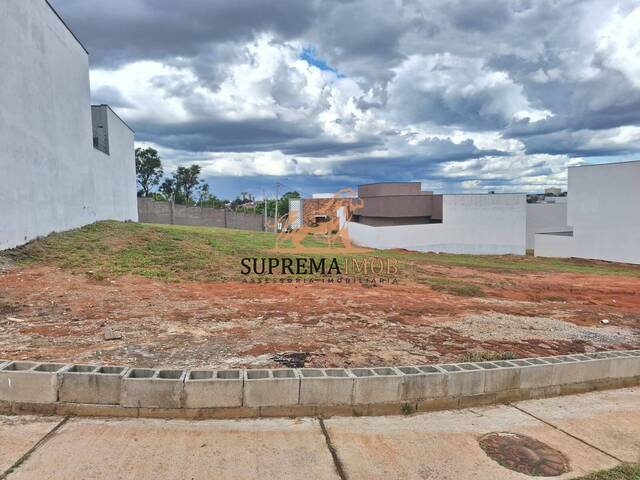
536;161;640;264
346;194;526;255
525;202;568;250
0;0;137;250
91;107;137;222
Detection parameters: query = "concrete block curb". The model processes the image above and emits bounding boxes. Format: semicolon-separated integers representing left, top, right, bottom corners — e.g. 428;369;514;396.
0;349;638;418
509;358;553;389
299;368;355;405
475;361;521;393
243;369;300;407
184;369;243;408
350;367;404;404
121;368;186;408
437;363;484;397
0;361;69;404
398;366;447;400
59;365;128;405
539;355;582;385
602;351;640;378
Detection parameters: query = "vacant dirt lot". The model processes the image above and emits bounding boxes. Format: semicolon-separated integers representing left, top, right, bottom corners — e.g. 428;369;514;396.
1;254;638;368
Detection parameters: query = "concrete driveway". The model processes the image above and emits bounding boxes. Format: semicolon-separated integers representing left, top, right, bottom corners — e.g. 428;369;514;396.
1;387;638;480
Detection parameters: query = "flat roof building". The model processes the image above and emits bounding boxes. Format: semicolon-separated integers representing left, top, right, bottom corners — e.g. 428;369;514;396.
352;182;443;227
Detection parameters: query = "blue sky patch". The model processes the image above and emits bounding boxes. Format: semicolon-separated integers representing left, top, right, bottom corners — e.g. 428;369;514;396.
299;47;344;77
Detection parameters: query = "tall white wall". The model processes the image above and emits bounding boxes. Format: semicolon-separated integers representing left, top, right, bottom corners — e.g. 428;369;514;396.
346;194;526;255
0;0;137;250
91;107;137;222
537;162;640;264
525;202;568;250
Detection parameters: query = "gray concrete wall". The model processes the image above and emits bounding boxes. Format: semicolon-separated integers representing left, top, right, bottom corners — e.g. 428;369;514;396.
525;202;568;250
0;0;137;250
138;198;265;232
536;161;640;264
346;194;527;255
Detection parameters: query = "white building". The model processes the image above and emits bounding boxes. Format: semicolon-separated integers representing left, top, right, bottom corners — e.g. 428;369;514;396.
346;194;527;255
525;200;568;250
535;161;640;264
0;0;137;250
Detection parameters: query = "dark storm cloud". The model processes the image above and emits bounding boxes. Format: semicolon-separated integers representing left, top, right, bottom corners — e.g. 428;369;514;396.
49;0;640;193
517;130;640;158
134;116;379;157
279;139;384;157
50;0;318;67
446;0;513;32
331;138;508;178
134;118;319;153
91;86;135;108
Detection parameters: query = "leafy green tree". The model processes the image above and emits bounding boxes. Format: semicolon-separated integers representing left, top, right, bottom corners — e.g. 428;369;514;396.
174;164;202;205
198;183;210;206
159;178;175;200
135;147;163;197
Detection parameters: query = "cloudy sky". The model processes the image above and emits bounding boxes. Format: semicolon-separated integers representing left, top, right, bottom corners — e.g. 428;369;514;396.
51;0;640;199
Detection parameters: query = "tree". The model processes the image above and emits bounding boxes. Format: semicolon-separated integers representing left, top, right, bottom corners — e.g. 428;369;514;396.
174;164;202;205
198;183;210;206
159;178;175;200
135;147;163;197
254;191;300;217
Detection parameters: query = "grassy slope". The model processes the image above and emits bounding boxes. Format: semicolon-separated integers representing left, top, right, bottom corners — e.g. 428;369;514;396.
4;221;640;284
575;465;640;480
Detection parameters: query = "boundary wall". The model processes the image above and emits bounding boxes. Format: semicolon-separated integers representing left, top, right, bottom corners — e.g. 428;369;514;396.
346;194;526;255
137;198;266;232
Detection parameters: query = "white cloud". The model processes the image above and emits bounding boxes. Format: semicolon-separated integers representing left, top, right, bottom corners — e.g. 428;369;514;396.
91;61;196;123
387;53;551;128
595;6;640;88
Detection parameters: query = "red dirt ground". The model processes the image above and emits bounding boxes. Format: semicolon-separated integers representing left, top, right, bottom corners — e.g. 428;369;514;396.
0;263;639;368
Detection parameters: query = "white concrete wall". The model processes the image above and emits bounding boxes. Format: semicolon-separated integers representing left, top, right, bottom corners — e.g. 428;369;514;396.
525;202;568;250
0;0;136;250
346;194;526;255
570;162;639;264
534;232;575;258
536;162;640;264
91;107;138;222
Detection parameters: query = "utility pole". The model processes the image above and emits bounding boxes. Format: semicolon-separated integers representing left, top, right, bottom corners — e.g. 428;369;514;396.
274;182;279;233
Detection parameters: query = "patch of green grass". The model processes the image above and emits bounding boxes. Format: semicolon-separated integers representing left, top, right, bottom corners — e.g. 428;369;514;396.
4;220;640;283
457;350;516;363
574;464;640;480
377;248;640;278
418;277;485;297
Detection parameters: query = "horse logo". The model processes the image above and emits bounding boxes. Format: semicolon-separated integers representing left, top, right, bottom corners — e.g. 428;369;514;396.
275;188;369;254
